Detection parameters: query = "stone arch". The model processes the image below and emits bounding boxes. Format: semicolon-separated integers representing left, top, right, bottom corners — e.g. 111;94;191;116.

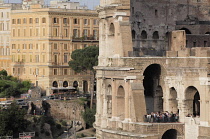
184;86;200;117
109;23;115;36
143;64;163;114
73;81;78;89
63;81;68;87
169;87;178;113
107;84;112;118
162;129;178;139
141;30;147;39
132;30;136;40
116;85;125;119
83;80;88;93
180;28;191;34
52;81;58;87
152;31;159;39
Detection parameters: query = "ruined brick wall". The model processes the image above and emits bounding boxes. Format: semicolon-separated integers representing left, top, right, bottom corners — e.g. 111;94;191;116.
32;100;86;128
130;0;210;56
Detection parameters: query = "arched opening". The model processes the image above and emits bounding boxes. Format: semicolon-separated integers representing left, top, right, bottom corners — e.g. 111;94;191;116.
141;30;147;39
107;85;112;118
109;23;115;36
152;31;159;39
52;81;58;87
205;32;210;34
143;64;162;114
169;87;178;113
63;81;68;87
116;86;125;120
83;80;88;93
132;30;136;40
73;81;78;89
185;86;200;117
162;129;177;139
180;28;191;34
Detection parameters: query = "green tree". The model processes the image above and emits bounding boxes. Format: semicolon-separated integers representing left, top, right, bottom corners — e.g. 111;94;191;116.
81;107;96;128
0;103;28;137
68;46;99;108
0;70;31;98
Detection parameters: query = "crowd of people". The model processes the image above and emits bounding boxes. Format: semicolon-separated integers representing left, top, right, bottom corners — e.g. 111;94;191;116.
144;111;179;123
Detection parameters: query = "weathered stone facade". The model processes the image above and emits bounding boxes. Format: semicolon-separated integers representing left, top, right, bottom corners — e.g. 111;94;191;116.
95;0;210;138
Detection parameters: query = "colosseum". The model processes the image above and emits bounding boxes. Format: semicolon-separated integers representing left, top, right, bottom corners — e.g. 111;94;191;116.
94;0;210;138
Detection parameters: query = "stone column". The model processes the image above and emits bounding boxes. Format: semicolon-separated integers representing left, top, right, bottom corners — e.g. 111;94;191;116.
111;79;117;118
124;79;129;120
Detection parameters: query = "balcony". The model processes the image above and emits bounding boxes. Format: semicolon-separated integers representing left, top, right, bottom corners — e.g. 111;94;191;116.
72;36;98;42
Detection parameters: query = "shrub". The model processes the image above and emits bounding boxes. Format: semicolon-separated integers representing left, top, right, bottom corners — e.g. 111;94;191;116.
61;120;67;126
45;131;50;136
56;123;61;129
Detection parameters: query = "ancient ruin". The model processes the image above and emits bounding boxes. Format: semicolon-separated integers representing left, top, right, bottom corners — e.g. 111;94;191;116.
95;0;210;138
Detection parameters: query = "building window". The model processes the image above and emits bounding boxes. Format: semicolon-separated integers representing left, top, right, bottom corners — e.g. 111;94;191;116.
36;28;38;36
84;19;88;25
64;69;68;75
53;28;58;37
35;68;39;75
42;17;46;23
53;17;58;23
29;18;33;24
42;55;45;62
54;69;57;75
22;44;27;49
74;44;77;50
30;55;32;62
36;44;39;50
22;55;26;62
12;29;15;37
63;18;68;24
73;29;78;38
93;30;98;40
43;43;45;50
64;29;68;37
74;18;77;24
12;19;16;24
30;28;32;36
29;44;33;49
13;68;15;74
54;55;58;63
83;29;88;37
12;44;16;49
64;44;67;50
93;19;98;25
84;44;87;48
17;19;21;24
54;43;58;49
23;29;26;36
43;28;45;36
64;54;68;63
35;55;39;62
23;18;26;24
35;18;39;23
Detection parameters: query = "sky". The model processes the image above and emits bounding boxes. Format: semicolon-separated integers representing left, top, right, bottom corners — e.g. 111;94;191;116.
4;0;100;10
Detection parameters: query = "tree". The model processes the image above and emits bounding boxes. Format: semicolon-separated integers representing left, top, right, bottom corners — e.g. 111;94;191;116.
81;107;96;128
0;103;28;137
69;46;99;108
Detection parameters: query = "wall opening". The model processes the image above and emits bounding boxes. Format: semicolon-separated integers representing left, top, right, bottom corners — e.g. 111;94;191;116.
152;31;159;39
141;30;147;39
107;85;112;118
52;81;58;87
162;129;177;139
169;87;178;113
109;23;115;36
143;64;162;114
185;86;200;117
83;80;88;93
63;81;68;87
116;86;125;120
180;28;191;34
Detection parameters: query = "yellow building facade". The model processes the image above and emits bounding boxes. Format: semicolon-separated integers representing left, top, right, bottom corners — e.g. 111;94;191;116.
10;7;99;95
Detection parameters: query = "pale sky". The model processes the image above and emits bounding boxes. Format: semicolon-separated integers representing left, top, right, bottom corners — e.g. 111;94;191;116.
4;0;100;10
